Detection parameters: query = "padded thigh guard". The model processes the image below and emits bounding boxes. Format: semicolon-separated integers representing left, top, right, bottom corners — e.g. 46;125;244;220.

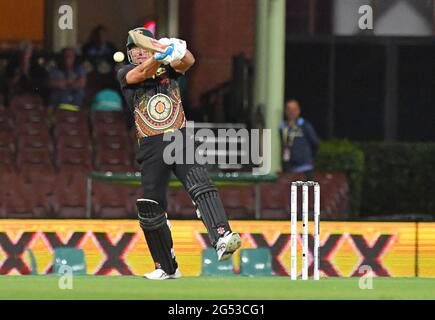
137;199;177;274
185;167;231;247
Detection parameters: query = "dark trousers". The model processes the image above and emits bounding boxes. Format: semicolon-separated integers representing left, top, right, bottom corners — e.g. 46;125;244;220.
136;129;233;271
136;128;204;211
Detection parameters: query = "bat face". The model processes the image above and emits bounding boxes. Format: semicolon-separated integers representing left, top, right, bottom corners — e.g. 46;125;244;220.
128;30;167;53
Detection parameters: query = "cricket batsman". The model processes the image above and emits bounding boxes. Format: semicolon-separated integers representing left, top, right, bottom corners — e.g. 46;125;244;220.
117;28;241;280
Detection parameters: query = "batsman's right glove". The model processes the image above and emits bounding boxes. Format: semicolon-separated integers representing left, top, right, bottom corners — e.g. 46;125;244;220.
154;38;187;65
169;38;187;61
154;39;174;65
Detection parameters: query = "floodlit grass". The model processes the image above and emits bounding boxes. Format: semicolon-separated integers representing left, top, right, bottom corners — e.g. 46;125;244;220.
0;276;434;300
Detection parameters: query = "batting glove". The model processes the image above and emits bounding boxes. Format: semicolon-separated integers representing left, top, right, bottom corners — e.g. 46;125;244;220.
154;38;187;64
169;38;187;61
154;38;174;65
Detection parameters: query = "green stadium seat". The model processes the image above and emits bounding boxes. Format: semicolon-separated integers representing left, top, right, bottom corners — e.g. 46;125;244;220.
240;248;273;276
201;248;235;276
53;247;87;275
26;249;38;275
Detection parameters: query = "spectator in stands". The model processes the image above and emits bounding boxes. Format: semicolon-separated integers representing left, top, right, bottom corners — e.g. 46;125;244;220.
49;47;86;108
279;99;320;180
82;25;116;66
6;41;48;103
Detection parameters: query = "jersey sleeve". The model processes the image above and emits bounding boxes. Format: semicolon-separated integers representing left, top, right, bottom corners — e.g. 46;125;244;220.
117;65;137;113
117;64;136;89
166;65;183;80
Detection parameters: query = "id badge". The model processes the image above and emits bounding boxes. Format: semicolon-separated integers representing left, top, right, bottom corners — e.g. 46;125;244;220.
283;147;291;162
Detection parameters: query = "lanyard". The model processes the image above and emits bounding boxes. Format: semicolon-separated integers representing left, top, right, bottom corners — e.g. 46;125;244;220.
282;124;299;147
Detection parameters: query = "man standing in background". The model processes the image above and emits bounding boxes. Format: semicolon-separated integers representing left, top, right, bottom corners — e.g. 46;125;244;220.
279;99;320;180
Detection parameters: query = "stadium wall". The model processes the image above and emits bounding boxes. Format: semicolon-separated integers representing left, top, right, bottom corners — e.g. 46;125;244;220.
179;0;255;109
0;220;434;277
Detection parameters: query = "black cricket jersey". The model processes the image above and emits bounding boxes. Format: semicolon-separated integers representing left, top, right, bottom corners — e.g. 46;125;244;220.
117;64;187;139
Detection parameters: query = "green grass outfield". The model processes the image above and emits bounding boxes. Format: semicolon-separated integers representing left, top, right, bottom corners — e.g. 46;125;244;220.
0;276;434;300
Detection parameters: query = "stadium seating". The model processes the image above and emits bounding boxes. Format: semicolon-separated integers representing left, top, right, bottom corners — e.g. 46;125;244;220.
259;172;349;220
0;94;350;220
96;135;131;151
259;174;304;219
1;96;92;217
18;135;53;154
56;147;92;169
54;121;89;137
17;148;52;168
51;173;88;218
218;187;255;219
168;190;196;219
13;108;47;127
201;248;235;276
9;95;44;112
92;181;134;218
92;110;123;124
0;115;13;132
16;122;50;139
54;109;88;125
53;248;87;275
0;192;4;218
3;173;49;218
0;131;15;156
260;183;290;219
0;148;15;175
21;165;56;198
56;135;92;152
93;122;128;138
94;148;133;172
314;172;349;219
2;194;39;218
239;248;273;276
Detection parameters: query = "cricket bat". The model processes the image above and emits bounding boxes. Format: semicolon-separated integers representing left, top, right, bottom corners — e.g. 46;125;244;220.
128;30;167;53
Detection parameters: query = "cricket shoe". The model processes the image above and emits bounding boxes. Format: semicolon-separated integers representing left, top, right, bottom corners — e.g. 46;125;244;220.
216;232;242;261
144;268;182;280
